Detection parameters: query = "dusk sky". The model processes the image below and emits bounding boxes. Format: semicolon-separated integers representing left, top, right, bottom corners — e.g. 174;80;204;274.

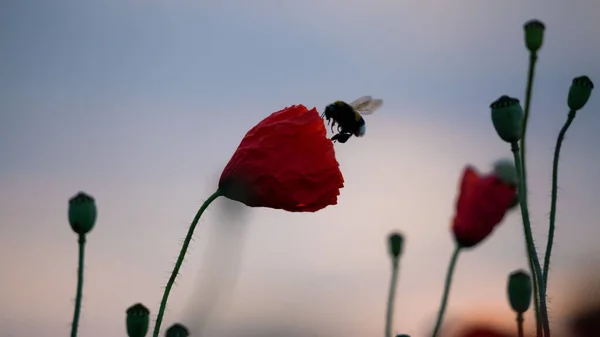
1;0;599;336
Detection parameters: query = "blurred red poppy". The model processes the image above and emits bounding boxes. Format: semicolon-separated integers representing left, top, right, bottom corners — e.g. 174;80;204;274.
219;104;345;212
572;304;600;337
452;166;517;248
455;326;515;337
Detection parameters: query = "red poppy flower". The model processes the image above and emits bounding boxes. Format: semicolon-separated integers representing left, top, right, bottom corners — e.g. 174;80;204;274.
218;104;345;212
572;304;600;337
455;326;515;337
452;165;517;248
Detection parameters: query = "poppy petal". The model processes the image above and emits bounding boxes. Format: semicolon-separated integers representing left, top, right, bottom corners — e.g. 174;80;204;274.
452;165;517;248
219;105;344;212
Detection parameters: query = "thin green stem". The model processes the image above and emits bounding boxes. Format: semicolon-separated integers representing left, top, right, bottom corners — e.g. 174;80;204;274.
512;143;550;337
531;257;543;337
543;111;576;287
519;52;538;177
518;55;538;289
518;51;545;337
152;190;223;337
70;234;87;337
385;259;400;337
517;313;525;337
431;245;461;337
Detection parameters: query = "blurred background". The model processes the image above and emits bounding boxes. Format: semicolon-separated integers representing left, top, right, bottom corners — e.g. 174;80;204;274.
1;0;599;336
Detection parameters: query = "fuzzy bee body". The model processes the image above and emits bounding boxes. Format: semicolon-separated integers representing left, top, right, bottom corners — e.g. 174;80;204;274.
321;96;383;143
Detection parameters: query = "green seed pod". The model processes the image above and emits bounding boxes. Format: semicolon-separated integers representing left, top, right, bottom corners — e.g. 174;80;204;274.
490;95;524;143
507;269;533;314
523;19;545;53
568;76;594;111
68;192;97;235
166;323;190;337
126;303;150;337
387;232;404;259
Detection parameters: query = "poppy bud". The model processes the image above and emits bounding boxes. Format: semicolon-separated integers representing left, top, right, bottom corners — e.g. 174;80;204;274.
490;96;523;143
568;76;594;111
68;192;97;235
492;159;518;187
126;303;150;337
452;165;517;248
219;105;344;212
523;19;545;53
166;323;189;337
387;232;404;259
507;269;532;314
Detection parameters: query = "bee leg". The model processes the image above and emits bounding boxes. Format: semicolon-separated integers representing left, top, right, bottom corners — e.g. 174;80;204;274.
330;133;340;143
337;133;352;143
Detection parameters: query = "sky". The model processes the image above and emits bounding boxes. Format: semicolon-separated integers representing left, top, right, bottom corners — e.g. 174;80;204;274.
1;0;600;336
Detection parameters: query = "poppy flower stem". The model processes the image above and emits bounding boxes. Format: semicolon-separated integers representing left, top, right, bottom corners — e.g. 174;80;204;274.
385;258;400;337
152;190;223;337
516;313;525;337
511;142;550;337
518;53;538;200
431;245;461;337
517;53;538;258
70;234;87;337
530;258;542;337
543;110;576;288
518;51;546;337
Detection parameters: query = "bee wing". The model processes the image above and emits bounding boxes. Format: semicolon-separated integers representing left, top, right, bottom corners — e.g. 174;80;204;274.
349;95;373;111
355;98;383;115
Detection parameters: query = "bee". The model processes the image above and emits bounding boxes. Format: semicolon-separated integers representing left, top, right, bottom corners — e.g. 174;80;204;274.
321;95;383;143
